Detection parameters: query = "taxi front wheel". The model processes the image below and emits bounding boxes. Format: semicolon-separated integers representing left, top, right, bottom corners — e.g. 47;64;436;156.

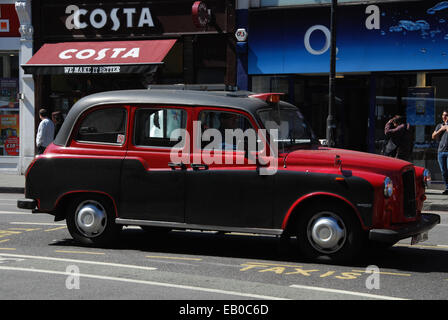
66;195;121;246
296;203;366;263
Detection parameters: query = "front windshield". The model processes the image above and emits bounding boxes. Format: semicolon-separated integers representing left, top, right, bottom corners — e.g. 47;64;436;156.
258;107;317;148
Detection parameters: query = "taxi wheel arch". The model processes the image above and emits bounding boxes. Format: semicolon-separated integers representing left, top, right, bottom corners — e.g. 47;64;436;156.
286;197;367;262
65;193;121;246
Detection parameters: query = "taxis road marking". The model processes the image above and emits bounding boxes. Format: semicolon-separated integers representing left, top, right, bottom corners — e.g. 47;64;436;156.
0;266;287;300
240;263;411;278
290;284;408;300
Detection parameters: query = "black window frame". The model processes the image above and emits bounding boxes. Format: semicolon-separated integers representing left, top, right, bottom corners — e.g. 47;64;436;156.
74;106;128;146
198;110;256;151
133;107;188;149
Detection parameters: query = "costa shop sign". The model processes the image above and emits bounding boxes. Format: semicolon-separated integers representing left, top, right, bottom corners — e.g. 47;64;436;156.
37;0;230;41
65;5;154;31
23;40;176;75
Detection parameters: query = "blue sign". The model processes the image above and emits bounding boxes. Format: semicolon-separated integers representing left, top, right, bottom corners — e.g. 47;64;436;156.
249;1;448;74
406;87;435;125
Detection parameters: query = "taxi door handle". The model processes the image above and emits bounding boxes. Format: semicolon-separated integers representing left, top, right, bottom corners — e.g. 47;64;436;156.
191;163;209;171
168;162;187;171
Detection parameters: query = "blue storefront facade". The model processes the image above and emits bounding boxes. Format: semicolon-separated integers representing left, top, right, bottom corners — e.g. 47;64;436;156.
236;0;448;180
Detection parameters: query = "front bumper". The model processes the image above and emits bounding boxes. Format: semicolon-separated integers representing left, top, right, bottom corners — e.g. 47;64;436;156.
17;198;37;210
369;213;440;243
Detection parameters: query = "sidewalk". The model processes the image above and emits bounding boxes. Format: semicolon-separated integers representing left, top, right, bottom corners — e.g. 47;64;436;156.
422;182;448;211
0;172;25;194
0;173;445;211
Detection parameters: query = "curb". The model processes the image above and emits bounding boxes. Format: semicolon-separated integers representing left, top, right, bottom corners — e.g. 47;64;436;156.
423;203;447;211
0;187;24;194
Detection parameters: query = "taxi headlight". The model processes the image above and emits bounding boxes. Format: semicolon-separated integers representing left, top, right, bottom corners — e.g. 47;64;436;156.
423;169;431;187
384;177;393;198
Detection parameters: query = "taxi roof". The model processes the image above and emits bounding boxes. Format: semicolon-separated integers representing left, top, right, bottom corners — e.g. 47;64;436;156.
53;89;295;146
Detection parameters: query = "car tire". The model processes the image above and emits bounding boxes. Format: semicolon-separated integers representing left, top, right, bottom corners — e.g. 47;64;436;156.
66;195;120;246
296;203;366;263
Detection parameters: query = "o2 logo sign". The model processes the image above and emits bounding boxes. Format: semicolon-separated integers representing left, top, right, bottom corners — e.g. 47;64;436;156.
303;5;380;56
304;25;332;55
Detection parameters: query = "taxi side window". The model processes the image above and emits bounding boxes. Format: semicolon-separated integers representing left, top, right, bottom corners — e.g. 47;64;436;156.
199;111;254;150
76;108;127;144
134;108;187;148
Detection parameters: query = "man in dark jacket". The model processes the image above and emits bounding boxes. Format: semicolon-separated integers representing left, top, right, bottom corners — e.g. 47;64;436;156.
384;115;413;161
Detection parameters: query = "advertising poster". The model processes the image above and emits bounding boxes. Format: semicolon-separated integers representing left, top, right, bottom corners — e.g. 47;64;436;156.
249;1;448;74
406;87;435;125
0;114;19;156
0;78;19;109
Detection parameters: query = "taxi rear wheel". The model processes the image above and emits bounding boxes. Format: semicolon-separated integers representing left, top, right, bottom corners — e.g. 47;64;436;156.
296;203;365;263
66;195;120;246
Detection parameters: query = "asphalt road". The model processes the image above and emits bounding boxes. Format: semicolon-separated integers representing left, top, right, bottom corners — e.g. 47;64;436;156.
1;193;447;304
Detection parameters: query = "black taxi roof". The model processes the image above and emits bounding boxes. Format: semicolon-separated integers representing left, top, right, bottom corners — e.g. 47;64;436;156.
53;89;294;146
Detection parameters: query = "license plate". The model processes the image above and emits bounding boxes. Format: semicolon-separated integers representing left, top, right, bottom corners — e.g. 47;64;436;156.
411;232;428;245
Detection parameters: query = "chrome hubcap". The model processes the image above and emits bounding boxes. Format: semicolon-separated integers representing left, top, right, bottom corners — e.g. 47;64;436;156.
75;200;107;238
307;212;346;254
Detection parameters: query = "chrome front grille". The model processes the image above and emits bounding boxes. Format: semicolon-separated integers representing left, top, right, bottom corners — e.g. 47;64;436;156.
402;170;416;218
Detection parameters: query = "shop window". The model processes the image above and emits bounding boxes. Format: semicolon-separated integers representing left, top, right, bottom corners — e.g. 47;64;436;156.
76;108;127;145
0;53;19;157
423;73;448;180
134;108;187;148
374;74;416;154
158;42;184;84
195;35;226;84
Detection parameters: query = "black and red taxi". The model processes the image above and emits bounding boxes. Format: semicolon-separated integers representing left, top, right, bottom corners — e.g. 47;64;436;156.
18;89;440;262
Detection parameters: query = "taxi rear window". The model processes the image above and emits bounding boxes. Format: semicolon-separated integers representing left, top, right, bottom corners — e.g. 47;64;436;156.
75;108;127;144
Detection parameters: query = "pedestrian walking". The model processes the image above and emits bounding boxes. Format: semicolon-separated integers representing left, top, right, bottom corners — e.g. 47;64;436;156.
432;110;448;194
51;111;64;138
383;115;413;161
36;108;55;155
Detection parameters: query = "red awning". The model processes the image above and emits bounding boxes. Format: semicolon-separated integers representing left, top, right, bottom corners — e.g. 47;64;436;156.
22;39;176;75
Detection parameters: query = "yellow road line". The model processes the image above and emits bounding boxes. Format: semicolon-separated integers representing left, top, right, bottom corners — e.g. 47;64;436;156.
0;239;10;244
55;250;105;255
146;255;202;261
351;269;411;277
0;248;16;250
44;226;67;232
242;262;303;268
8;228;41;231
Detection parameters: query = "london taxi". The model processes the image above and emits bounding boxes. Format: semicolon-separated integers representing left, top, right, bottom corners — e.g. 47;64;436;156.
18;89;440;262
